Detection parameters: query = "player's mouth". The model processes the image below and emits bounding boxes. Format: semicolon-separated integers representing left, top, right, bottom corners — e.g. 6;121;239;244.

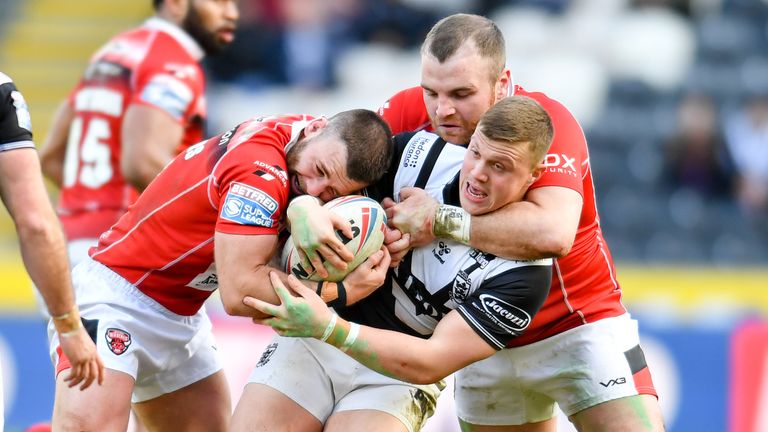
218;27;235;44
463;181;487;202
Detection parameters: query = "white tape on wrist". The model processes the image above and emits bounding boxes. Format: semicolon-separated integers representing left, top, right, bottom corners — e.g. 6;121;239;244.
320;313;338;342
433;204;471;244
340;322;360;352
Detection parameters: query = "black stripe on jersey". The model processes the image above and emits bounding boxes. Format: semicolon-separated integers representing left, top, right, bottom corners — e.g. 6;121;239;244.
443;171;461;206
413;137;446;189
457;264;552;350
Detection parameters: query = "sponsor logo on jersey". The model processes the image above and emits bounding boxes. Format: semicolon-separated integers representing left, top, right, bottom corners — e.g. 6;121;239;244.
217;126;238;147
10;91;31;131
542;153;578;178
253;161;287;187
256;342;278;367
479;294;532;333
140;73;193;120
432;241;451;264
105;328;132;355
186;263;219;291
221;182;278;228
468;249;492;269
403;135;430;168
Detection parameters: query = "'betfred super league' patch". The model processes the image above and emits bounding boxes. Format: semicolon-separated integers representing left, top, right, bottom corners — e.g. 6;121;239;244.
220;182;278;228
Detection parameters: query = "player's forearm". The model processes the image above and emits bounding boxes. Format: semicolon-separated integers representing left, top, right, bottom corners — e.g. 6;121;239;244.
324;317;450;384
17;210;75;316
219;264;285;318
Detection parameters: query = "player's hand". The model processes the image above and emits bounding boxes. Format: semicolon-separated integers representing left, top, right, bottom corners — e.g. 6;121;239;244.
287;196;354;278
245;272;332;339
342;247;390;305
383;226;410;268
383;187;438;247
59;326;105;390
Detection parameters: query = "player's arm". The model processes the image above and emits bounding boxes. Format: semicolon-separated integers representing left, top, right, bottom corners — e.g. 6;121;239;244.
215;232;390;318
246;272;496;384
385;185;582;260
39;101;75;187
121;104;183;190
0;147;104;389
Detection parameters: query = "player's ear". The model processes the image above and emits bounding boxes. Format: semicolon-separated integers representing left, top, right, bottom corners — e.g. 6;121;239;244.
529;163;545;184
303;117;329;138
495;68;511;102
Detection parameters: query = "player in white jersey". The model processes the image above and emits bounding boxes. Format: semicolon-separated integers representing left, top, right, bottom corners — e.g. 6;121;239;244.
235;96;554;432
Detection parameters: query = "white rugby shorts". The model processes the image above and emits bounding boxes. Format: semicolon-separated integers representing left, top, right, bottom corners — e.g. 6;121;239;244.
247;335;445;432
48;257;222;403
455;314;658;425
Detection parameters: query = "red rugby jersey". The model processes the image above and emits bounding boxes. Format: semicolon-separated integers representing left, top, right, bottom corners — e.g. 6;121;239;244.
58;18;207;240
90;115;311;315
378;86;626;346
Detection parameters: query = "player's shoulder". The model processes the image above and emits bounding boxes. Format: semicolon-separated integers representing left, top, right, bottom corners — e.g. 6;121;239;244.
514;86;578;122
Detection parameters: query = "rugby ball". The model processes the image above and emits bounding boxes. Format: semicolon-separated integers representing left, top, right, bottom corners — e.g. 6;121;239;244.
281;195;387;282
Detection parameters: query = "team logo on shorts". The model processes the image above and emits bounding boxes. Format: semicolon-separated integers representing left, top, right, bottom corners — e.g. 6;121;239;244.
256;342;278;367
105;328;132;355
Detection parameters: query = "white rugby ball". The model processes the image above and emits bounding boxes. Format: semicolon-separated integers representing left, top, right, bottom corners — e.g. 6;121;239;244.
282;195;387;282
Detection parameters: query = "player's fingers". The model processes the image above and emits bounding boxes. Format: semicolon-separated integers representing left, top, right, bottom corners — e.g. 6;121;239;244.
330;212;354;240
398;187;417;200
243;294;280;316
383;226;402;245
308;253;328;278
318;245;349;271
96;355;105;385
284;274;311;296
381;197;396;209
66;364;83;388
80;361;95;391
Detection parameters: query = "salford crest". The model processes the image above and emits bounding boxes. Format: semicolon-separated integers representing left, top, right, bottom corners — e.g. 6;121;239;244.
105;328;132;355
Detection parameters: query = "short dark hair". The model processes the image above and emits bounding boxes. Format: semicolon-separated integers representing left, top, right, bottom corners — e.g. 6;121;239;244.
153;0;163;11
326;109;393;185
478;96;554;168
421;13;506;83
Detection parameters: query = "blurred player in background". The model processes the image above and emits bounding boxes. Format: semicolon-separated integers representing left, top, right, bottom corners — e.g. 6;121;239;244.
39;0;239;272
291;13;665;432
0;73;104;425
235;96;554;432
49;110;393;431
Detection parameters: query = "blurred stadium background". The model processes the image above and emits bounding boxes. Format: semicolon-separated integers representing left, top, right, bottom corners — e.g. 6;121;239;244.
1;0;767;431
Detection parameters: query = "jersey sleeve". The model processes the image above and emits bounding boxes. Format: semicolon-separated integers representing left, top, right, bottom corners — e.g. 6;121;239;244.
457;264;552;350
131;45;202;123
213;139;289;236
0;76;34;151
528;95;588;196
377;87;432;135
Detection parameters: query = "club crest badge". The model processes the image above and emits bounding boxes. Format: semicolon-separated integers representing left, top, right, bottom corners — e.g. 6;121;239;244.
105;328;132;355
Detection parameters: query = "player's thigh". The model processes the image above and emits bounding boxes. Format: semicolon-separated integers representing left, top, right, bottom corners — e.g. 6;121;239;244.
133;370;230;432
231;383;322;432
458;417;558;432
53;368;134;432
569;394;665;432
326;410;409;432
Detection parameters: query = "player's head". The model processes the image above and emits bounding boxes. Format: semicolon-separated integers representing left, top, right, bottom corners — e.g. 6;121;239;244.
287;109;393;202
420;13;509;146
156;0;239;55
459;96;553;216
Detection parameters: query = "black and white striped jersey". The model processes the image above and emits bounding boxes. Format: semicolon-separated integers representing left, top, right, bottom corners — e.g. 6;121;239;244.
346;131;552;350
0;72;34;152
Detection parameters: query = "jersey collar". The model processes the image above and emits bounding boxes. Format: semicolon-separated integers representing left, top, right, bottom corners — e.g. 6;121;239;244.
144;17;205;61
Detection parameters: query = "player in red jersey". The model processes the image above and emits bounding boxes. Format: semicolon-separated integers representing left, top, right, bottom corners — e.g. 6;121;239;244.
48;111;393;431
39;0;239;272
290;14;665;432
0;73;103;416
